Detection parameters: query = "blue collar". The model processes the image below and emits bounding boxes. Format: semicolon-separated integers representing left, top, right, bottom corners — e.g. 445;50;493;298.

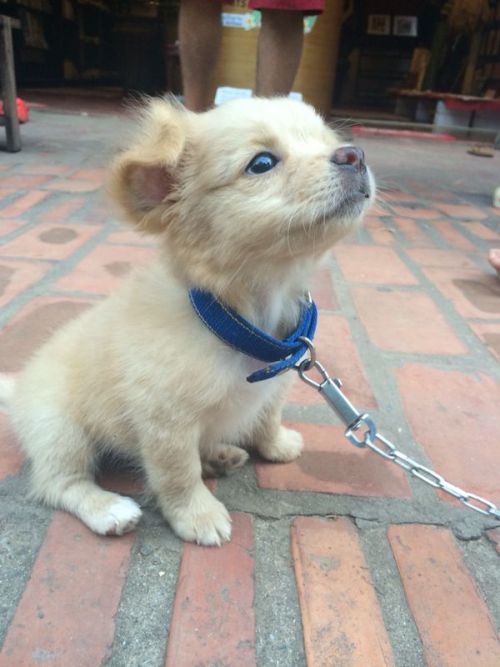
189;288;317;383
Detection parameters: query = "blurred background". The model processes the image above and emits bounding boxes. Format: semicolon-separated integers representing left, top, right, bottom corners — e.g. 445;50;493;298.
0;0;499;140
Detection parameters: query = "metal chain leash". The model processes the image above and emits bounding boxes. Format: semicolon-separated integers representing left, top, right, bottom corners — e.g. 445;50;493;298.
296;338;500;521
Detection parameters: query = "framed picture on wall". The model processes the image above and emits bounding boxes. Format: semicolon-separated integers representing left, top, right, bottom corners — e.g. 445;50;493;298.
367;14;391;36
393;16;418;37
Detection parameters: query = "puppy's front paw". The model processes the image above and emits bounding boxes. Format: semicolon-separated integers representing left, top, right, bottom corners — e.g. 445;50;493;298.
165;485;232;546
202;443;249;478
85;495;142;536
258;426;304;463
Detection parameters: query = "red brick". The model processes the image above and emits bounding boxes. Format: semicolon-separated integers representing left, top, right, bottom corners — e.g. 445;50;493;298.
56;244;154;294
0;175;52;189
391;217;434;246
71;168;107;182
391;206;440;220
396;364;500;503
287;313;376;407
406;247;477;269
0;296;92;372
0;512;134;666
0;223;100;261
256;422;410;496
365;216;397;245
380;190;418;204
407;187;456;202
0;220;28;237
369;201;391;216
468;321;500;363
39;197;86;223
388;524;500;667
0;259;51;308
45;179;101;193
486;528;500;555
0;413;24;481
366;205;387;217
311;266;338;310
435;203;487;220
165;513;255;667
423;267;500;319
292;517;395;667
22;164;72;176
0;191;50;218
461;222;500;241
352;287;467;354
434;220;476;251
335;246;419;285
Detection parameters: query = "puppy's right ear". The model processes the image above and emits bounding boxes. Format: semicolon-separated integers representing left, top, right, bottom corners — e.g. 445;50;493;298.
110;99;191;233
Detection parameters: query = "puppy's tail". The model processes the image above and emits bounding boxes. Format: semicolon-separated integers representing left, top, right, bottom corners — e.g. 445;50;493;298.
0;374;16;410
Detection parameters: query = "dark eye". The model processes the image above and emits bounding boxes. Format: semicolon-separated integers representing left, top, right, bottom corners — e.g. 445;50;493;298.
245;152;279;175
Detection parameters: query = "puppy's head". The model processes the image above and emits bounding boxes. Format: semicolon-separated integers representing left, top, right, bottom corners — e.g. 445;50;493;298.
111;97;374;285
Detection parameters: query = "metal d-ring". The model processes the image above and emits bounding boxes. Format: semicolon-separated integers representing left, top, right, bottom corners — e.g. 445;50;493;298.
298;336;317;371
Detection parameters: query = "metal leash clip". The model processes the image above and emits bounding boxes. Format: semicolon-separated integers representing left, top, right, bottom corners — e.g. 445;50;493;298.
296;337;500;522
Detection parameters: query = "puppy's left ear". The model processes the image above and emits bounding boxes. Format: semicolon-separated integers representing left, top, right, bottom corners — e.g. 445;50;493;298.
110;99;191;233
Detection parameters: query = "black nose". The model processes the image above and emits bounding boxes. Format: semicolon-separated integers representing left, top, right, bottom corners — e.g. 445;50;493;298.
331;145;365;171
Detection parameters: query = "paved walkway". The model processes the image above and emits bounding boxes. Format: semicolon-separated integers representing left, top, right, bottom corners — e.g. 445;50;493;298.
0;109;499;667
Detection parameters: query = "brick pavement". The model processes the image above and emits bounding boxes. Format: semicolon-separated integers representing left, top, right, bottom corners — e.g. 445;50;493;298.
0;109;499;666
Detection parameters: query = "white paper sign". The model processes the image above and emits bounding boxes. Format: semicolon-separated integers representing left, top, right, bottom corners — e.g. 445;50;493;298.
214;86;303;106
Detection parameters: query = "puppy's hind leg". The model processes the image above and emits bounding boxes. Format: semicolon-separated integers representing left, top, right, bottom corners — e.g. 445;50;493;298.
20;414;142;536
252;395;303;463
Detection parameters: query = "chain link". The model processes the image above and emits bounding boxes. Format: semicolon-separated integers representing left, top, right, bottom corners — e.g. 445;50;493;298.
364;425;500;519
297;358;500;521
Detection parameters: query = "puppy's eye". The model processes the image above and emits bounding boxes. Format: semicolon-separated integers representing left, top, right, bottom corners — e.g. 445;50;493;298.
245;152;279;175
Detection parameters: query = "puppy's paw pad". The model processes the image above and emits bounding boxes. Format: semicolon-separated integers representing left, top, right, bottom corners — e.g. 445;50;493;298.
169;493;232;546
202;444;249;477
259;427;304;463
90;497;142;536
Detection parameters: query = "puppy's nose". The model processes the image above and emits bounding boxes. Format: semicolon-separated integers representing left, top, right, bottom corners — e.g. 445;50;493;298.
331;145;365;171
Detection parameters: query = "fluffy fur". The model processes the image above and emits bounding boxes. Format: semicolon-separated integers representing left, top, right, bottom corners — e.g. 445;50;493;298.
0;98;374;545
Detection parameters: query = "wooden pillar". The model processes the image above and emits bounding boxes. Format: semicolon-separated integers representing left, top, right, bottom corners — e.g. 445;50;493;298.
0;16;21;152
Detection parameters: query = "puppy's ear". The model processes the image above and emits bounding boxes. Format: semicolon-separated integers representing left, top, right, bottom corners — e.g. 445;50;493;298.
110;99;191;233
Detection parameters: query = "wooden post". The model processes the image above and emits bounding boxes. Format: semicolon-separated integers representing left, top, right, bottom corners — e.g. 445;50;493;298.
462;30;482;96
0;16;21;152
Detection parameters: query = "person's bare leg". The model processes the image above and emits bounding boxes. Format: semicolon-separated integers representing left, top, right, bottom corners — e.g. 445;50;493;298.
255;10;304;96
488;249;500;278
178;0;222;111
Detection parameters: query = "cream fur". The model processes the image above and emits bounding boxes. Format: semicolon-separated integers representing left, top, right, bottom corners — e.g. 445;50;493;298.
1;97;374;545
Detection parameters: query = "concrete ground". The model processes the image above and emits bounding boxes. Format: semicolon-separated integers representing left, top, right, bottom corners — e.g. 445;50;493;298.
0;107;499;667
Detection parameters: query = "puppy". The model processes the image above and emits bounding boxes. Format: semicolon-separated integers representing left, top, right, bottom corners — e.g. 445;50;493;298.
0;98;374;545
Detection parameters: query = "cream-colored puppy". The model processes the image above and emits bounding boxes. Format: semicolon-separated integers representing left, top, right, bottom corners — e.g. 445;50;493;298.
0;98;374;545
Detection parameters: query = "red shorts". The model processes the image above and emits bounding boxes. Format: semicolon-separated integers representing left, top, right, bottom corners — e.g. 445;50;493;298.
249;0;324;13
